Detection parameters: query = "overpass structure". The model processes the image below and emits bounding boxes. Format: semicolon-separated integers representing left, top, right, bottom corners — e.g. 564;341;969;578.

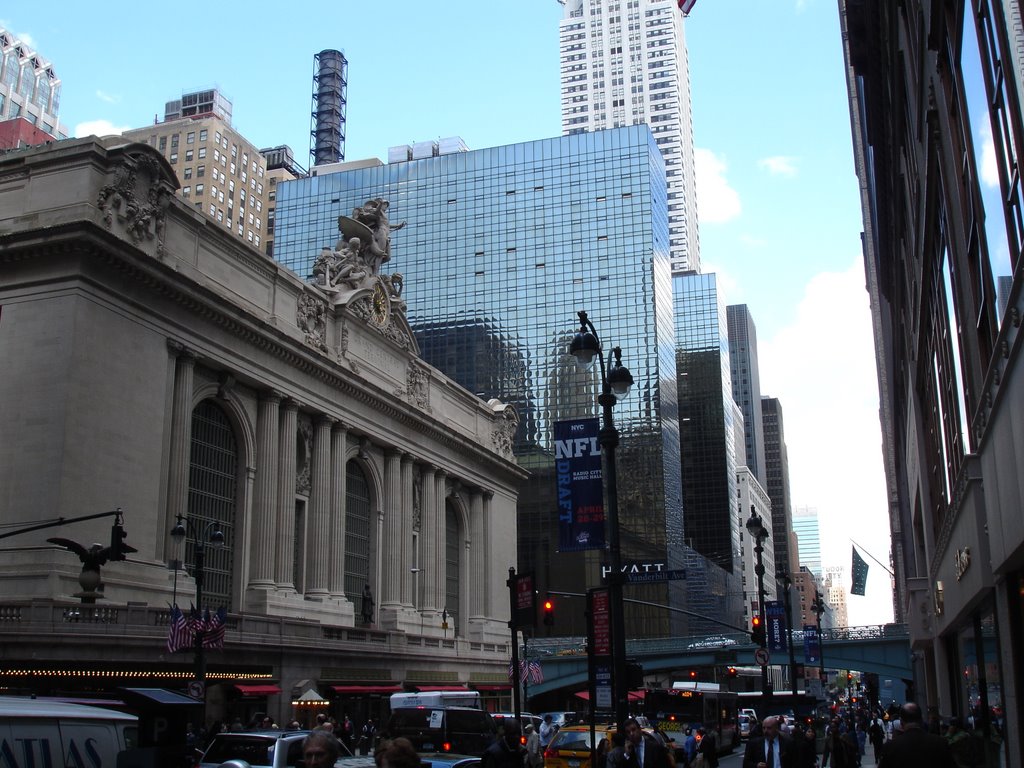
524;624;912;697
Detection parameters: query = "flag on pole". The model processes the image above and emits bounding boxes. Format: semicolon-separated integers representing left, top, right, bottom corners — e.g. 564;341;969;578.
851;546;869;595
204;606;227;649
166;604;191;653
528;660;544;684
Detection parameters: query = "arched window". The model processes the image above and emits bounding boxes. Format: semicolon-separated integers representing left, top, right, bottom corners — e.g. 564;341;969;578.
445;501;461;635
186;399;237;609
345;460;371;602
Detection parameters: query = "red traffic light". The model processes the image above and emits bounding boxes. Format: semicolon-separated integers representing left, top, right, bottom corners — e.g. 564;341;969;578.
727;666;738;678
751;616;762;627
543;599;554;626
689;669;697;679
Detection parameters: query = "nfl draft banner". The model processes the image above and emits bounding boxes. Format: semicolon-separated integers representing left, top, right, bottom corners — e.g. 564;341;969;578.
554;417;604;551
804;624;821;663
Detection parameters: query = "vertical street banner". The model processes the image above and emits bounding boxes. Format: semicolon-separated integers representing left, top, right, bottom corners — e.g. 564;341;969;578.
851;546;869;595
765;600;787;652
588;588;613;714
513;572;536;628
804;624;820;663
554;418;605;551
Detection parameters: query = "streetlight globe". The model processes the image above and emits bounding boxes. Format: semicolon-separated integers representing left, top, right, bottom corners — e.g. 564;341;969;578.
569;330;600;371
745;508;764;539
608;362;634;400
171;519;186;540
210;527;226;547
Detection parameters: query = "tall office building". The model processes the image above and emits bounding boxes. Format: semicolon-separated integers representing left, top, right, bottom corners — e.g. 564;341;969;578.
0;27;67;139
823;567;848;629
727;305;767;485
124;89;271;251
761;397;794;587
792;505;822;579
273;125;686;637
560;0;700;274
673;271;744;632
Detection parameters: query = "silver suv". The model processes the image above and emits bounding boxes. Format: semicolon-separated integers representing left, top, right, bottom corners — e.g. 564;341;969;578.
199;730;375;768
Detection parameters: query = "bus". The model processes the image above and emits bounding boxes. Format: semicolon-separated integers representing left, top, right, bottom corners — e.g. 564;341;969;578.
736;691;830;752
644;683;739;757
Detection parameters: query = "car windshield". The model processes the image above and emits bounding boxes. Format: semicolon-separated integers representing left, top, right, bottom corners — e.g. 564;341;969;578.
203;736;277;766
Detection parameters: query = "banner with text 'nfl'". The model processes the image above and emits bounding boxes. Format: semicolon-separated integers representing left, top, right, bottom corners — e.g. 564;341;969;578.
804;624;820;663
554;418;604;551
766;600;788;653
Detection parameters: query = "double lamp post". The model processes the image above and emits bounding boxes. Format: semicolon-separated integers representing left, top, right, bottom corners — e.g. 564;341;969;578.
569;310;633;731
745;507;771;697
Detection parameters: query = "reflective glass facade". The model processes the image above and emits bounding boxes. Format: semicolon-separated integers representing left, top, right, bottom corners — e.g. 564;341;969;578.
274;126;684;636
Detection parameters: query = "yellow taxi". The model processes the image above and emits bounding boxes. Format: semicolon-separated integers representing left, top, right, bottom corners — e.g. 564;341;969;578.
542;725;617;768
543;722;674;768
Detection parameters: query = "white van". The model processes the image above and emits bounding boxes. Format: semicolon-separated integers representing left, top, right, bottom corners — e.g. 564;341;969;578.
0;697;137;767
389;691;482;710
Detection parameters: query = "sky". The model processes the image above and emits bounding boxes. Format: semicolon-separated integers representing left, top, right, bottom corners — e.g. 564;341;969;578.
4;0;896;626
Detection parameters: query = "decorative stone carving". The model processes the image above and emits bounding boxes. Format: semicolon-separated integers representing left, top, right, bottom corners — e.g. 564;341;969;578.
97;149;175;256
297;291;328;352
396;361;431;410
487;400;519;459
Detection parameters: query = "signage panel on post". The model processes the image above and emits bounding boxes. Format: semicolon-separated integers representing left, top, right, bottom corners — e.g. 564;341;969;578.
766;600;787;652
554;418;604;552
514;572;536;628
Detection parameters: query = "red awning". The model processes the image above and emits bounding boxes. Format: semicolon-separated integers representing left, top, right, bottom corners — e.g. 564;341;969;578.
413;685;468;692
331;685;403;695
235;684;282;696
574;690;645;701
472;685;512;692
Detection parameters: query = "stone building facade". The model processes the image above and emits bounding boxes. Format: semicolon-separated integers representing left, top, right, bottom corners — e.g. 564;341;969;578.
0;137;525;726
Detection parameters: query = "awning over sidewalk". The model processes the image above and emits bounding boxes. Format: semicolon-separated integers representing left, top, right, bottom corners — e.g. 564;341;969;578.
573;690;645;701
331;685;403;695
235;684;283;696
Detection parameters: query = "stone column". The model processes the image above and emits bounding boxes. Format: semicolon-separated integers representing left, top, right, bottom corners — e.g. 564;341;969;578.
482;491;494;620
380;448;404;609
306;415;334;599
421;466;440;614
430;469;449;613
329;422;349;599
400;454;415;607
249;391;281;588
468;489;486;619
166;341;196;536
274;400;299;591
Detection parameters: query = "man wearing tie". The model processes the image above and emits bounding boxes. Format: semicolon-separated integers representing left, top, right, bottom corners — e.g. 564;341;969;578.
743;716;795;768
618;718;672;768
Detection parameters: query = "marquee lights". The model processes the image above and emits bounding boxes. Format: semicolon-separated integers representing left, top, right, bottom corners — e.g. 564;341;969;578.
0;669;273;680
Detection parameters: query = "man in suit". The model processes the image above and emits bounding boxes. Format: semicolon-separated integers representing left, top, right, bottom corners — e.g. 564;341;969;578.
878;703;956;768
617;718;672;768
742;716;797;768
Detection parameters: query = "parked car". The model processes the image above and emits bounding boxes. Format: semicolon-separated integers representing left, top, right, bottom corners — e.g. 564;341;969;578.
199;729;372;768
377;707;496;756
738;715;753;740
419;754;482;768
493;712;543;734
543;725;617;768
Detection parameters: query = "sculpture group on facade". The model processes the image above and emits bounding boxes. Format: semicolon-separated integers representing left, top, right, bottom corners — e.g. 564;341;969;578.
312;198;406;299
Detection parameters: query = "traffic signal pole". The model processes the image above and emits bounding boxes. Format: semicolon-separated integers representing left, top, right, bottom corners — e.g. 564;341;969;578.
507;567;523;723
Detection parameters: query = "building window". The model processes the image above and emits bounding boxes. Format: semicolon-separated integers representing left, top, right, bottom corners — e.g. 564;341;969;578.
199;147;207;159
186;132;195;144
169;153;178;163
199;129;208;142
197;165;205;178
183;167;192;180
170;134;179;148
196;183;204;195
184;399;237;609
344;460;372;603
158;136;167;151
182;186;191;198
185;150;194;162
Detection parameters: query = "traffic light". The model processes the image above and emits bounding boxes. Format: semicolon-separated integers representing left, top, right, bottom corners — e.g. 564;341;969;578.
726;666;738;678
109;522;136;561
543;599;554;626
750;615;766;646
688;669;698;680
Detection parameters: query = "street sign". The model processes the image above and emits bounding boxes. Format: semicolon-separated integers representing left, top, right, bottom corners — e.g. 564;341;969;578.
754;648;770;667
624;568;687;584
187;680;204;699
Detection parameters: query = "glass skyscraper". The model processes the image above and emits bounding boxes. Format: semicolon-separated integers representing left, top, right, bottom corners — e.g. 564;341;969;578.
274;125;684;636
792;505;822;579
727;305;767;485
673;272;743;632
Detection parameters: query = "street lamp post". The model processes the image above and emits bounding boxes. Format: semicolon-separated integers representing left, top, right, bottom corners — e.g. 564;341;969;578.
569;310;633;732
782;572;798;696
811;590;827;679
170;515;224;709
745;507;770;698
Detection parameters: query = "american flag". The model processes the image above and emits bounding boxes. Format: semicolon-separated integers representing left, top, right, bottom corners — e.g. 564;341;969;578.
528;660;544;684
507;660;544;684
203;607;227;649
166;604;192;653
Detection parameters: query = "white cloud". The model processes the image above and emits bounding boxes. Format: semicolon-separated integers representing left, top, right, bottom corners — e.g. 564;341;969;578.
977;119;1000;188
96;90;120;105
739;234;767;248
694;147;742;225
74;119;131;138
758;155;799;178
759;259;894;626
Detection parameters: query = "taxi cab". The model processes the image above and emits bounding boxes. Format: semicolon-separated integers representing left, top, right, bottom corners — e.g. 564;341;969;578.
543;722;668;768
543;725;617;768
